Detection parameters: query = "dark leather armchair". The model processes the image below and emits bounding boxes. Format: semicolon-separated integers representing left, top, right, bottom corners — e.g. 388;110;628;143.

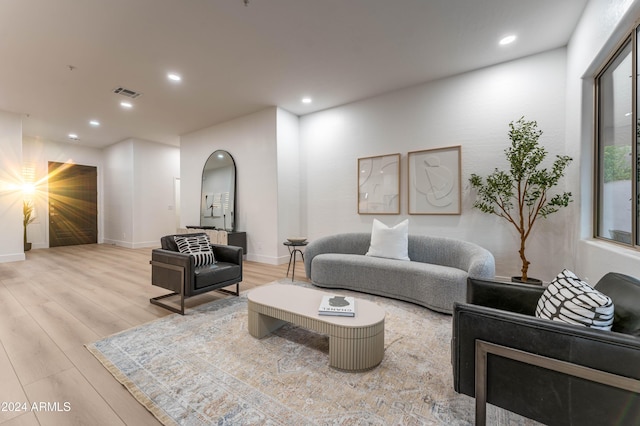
150;233;243;314
452;273;640;426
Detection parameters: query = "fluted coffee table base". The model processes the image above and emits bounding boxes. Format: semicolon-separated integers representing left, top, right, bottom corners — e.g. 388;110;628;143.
248;284;385;371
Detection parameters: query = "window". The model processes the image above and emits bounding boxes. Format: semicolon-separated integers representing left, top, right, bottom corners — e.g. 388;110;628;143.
595;33;636;246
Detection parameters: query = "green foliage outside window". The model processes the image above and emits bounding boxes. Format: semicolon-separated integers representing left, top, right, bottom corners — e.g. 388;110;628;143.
603;145;632;183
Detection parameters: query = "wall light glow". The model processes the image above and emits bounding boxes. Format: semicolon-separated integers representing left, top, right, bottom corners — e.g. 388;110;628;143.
22;183;35;194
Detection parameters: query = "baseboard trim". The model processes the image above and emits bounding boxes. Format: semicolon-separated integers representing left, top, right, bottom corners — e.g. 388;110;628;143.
103;239;133;248
132;241;159;249
0;252;26;263
246;254;286;265
102;239;158;249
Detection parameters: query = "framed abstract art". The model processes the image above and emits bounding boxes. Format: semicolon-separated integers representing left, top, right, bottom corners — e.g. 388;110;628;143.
408;146;461;215
358;153;401;214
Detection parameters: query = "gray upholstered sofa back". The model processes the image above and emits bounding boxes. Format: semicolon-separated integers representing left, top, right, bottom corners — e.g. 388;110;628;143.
304;232;495;279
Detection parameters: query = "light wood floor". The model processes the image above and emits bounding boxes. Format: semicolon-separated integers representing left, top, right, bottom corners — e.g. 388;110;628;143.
0;244;303;426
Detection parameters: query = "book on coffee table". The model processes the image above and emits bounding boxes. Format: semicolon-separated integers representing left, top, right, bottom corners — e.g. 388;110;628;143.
318;295;355;317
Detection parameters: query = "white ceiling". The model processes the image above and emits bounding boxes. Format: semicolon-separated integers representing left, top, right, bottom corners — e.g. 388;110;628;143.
0;0;588;148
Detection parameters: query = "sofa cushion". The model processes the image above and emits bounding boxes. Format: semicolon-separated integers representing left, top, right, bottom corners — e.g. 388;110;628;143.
365;219;410;261
595;272;640;336
311;253;466;313
174;234;216;267
535;269;614;330
194;262;240;290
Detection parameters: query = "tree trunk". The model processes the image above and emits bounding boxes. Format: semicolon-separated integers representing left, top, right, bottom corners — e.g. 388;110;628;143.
519;232;529;282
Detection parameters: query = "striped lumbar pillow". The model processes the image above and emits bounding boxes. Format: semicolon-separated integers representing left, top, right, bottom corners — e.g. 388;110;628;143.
174;234;216;267
535;269;614;330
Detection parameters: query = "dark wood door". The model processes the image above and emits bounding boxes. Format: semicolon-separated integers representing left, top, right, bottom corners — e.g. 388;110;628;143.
48;162;98;247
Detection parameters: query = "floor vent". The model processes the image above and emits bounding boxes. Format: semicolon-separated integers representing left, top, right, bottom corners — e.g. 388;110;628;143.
113;87;142;98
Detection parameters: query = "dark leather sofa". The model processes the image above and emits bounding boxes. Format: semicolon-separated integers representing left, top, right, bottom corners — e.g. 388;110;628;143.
150;232;243;314
452;273;640;425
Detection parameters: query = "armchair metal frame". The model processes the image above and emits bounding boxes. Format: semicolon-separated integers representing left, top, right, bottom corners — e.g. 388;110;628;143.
149;261;186;315
474;340;640;426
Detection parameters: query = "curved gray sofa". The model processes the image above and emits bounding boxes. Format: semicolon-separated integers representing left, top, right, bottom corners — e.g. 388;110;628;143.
304;233;495;314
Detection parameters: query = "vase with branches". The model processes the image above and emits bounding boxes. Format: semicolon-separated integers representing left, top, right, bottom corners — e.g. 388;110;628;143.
469;117;573;283
23;200;36;251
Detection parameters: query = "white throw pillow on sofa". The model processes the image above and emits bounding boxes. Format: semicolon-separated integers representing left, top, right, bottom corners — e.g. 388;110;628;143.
365;219;410;261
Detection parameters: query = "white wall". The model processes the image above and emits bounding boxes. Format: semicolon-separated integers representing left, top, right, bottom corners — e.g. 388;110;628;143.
300;48;569;281
180;107;281;263
132;139;180;247
103;138;180;248
568;0;640;283
276;108;301;260
104;140;134;246
22;136;104;249
0;110;25;262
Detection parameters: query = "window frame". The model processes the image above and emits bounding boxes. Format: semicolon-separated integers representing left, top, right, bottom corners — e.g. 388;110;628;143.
594;31;638;248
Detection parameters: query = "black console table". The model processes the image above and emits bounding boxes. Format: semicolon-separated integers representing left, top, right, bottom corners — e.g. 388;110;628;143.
186;226;247;254
227;232;247;254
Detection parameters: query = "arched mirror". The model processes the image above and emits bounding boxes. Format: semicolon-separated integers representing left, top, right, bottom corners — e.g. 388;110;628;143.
200;150;236;231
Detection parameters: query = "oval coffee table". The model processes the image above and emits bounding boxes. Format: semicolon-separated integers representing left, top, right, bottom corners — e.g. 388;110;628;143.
247;284;385;371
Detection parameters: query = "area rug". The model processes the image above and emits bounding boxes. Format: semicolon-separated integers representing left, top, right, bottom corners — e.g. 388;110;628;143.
86;280;538;425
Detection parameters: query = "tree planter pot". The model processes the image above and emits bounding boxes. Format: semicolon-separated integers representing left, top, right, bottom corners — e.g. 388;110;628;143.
24;242;32;252
511;276;543;285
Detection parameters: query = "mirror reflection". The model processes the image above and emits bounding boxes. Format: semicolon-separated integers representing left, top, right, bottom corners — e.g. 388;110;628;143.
200;150;236;231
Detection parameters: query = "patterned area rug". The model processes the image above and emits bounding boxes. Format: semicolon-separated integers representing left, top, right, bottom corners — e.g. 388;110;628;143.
86;280;538;425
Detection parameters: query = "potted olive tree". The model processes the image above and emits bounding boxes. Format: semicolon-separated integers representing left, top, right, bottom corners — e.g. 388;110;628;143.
23;200;36;251
469;117;573;284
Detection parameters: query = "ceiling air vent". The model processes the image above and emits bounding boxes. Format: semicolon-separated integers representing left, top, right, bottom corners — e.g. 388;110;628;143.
113;87;142;98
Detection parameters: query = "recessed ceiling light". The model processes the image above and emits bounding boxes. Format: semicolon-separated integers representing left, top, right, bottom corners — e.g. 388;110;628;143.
168;73;182;82
302;97;312;104
499;35;517;46
68;133;79;140
89;120;100;126
120;101;133;108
